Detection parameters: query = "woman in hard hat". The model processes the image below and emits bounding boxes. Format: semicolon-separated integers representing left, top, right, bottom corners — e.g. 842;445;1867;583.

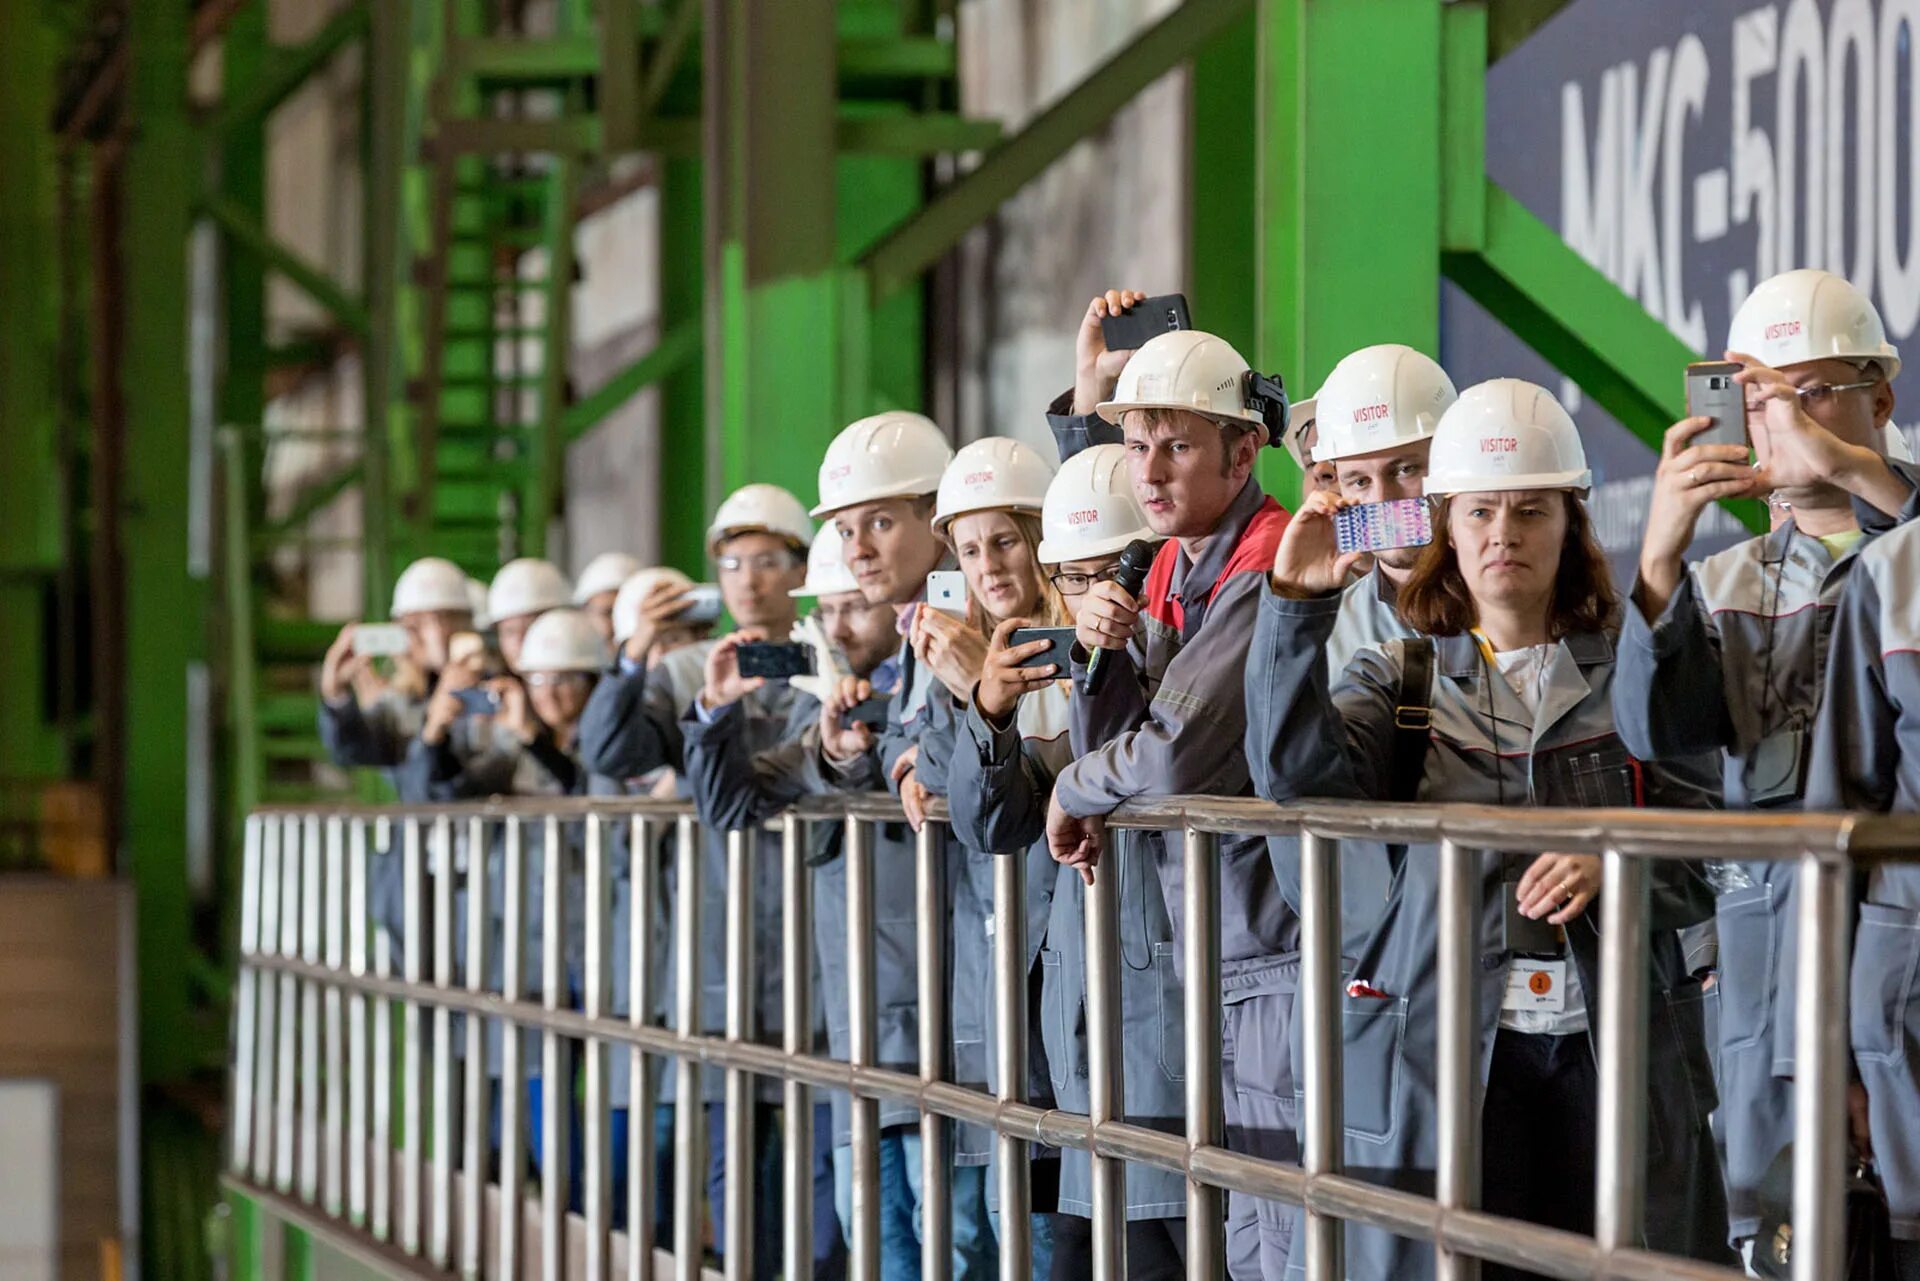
1245;380;1728;1280
908;434;1074;1273
574;551;645;643
487;557;575;671
945;443;1189;1279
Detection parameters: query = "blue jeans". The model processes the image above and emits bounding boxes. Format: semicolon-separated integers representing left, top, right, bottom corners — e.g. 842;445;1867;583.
703;1100;845;1281
523;1077;634;1223
831;1133;998;1281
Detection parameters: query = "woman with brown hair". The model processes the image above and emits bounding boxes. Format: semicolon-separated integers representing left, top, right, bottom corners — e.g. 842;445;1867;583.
1243;379;1730;1280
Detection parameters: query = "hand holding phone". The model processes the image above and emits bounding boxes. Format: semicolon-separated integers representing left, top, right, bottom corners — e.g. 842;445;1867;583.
1685;361;1748;450
840;696;891;729
352;623;411;658
1333;499;1434;555
1098;293;1191;353
736;641;815;680
926;571;967;615
1007;626;1074;671
678;584;724;624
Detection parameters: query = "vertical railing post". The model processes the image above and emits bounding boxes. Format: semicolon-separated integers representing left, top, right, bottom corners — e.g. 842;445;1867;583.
1299;830;1345;1279
499;819;528;1280
277;816;302;1195
844;814;880;1281
323;815;347;1214
584;813;614;1281
401;816;425;1253
348;819;370;1224
994;846;1032;1281
300;815;323;1203
541;815;570;1281
915;820;952;1280
1792;852;1852;1281
1085;836;1126;1281
1183;826;1224;1278
461;816;490;1281
673;813;705;1281
629;815;658;1281
430;814;454;1266
724;828;757;1281
372;822;395;1242
782;815;815;1281
1594;847;1649;1252
253;817;282;1184
231;815;262;1174
1435;839;1480;1281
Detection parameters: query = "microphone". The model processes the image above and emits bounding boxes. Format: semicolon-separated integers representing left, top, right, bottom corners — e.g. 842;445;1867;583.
1085;538;1156;694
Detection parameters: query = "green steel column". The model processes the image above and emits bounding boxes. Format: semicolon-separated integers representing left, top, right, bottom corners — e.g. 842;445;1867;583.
1254;0;1443;507
0;0;66;784
121;0;198;1081
1188;10;1257;359
659;156;709;573
220;4;268;522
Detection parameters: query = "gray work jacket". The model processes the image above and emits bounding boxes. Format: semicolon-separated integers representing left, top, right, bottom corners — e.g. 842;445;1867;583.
948;691;1187;1221
1246;586;1732;1278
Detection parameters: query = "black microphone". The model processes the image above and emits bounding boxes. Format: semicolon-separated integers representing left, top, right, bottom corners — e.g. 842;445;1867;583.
1085;538;1156;693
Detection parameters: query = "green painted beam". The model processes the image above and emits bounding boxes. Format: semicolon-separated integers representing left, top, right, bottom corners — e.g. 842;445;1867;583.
255;458;364;549
1187;8;1257;358
639;0;701;120
600;0;644;152
861;0;1253;301
835;112;1001;156
839;36;958;82
1489;0;1571;62
561;321;701;441
200;0;369;141
1441;183;1765;535
219;433;262;822
201;194;372;339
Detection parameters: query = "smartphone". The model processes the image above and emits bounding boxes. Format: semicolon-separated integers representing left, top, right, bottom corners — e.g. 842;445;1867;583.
353;622;410;657
926;571;967;615
841;696;892;729
1334;499;1434;555
679;583;724;624
1099;293;1191;352
452;686;497;716
1685;360;1749;450
1008;626;1075;672
736;641;815;680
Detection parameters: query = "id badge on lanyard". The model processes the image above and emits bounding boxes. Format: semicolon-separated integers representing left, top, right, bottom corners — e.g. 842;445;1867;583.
1503;960;1569;1014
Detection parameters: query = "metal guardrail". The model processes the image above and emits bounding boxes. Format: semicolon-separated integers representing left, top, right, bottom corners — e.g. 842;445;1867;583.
227;794;1914;1281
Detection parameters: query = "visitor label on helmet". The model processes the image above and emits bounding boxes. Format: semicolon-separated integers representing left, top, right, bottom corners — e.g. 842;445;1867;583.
1352;402;1391;424
964;469;995;486
1067;508;1100;526
827;464;852;481
1764;320;1802;341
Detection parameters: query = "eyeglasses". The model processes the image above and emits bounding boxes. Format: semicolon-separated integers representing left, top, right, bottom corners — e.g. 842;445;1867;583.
1793;379;1878;405
524;672;591;689
1048;567;1121;597
718;552;798;575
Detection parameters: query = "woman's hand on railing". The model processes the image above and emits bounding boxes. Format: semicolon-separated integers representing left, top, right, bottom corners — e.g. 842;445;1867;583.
911;604;989;702
819;675;877;764
888;746;932;830
1270;489;1366;599
699;629;769;713
1515;851;1602;924
1046;792;1105;885
975;618;1057;722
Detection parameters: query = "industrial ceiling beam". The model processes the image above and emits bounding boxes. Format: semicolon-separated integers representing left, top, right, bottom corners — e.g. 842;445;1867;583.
200;194;372;339
560;320;701;442
198;0;369;142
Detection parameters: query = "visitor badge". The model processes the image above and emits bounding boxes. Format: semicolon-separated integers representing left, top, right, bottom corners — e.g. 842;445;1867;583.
1503;960;1568;1014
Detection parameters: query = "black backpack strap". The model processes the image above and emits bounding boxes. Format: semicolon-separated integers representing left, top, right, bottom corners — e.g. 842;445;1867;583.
1391;637;1434;803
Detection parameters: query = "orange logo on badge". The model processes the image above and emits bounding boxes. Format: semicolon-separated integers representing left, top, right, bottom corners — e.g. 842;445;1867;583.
1528;971;1553;996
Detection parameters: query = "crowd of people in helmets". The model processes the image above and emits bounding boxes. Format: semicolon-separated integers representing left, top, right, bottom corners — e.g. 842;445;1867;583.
316;264;1920;1281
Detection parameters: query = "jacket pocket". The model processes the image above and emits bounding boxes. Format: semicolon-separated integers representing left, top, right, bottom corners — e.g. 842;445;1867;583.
1339;996;1406;1143
1715;883;1777;1052
1851;901;1920;1065
1153;942;1185;1083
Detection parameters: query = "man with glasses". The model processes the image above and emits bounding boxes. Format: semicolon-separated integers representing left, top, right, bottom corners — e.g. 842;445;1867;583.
1612;267;1917;1267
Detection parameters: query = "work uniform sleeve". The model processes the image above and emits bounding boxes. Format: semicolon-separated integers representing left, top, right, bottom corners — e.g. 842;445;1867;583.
405;731;517;801
1044;389;1123;463
577;662;684;780
906;688;958;798
1806;563;1900;813
1613;570;1736;762
947;703;1057;854
1054;571;1277;817
1858;457;1920;531
1638;748;1725;931
682;699;810;832
318;694;408;769
1242;585;1396;805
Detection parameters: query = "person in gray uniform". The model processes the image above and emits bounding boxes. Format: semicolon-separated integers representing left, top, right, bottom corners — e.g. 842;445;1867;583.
1247;379;1729;1281
1611;268;1913;1261
947;443;1188;1279
1042;326;1297;1281
682;524;914;1277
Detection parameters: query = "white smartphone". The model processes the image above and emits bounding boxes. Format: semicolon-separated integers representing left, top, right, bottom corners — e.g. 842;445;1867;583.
353;622;410;657
679;583;724;624
926;570;967;615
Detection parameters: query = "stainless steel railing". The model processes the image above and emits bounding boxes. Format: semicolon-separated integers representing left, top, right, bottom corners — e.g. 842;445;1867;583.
227;793;1920;1281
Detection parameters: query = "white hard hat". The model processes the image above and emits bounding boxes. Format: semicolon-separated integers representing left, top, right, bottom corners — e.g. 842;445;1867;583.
789;526;860;598
933;436;1057;535
466;578;490;629
812;411;955;517
1885;424;1915;463
1727;268;1900;380
487;557;572;623
573;552;644;604
1311;344;1458;463
1036;443;1155;564
1423;379;1592;497
390;557;473;618
1096;330;1266;433
611;567;696;644
516;608;610;674
709;483;814;555
1281;394;1319;470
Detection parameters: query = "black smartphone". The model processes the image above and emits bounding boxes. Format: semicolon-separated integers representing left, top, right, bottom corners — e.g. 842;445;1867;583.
737;641;815;680
1008;626;1075;672
453;686;497;716
1685;360;1748;450
1099;293;1191;353
840;696;892;729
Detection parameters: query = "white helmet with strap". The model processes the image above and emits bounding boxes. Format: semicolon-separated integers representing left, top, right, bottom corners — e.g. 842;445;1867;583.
487;558;573;623
1280;393;1319;471
932;437;1057;536
812;411;954;517
1095;329;1270;436
573;552;644;604
708;483;814;555
789;526;859;599
1424;379;1591;496
1727;268;1900;379
612;567;696;644
1036;443;1154;564
390;557;473;618
1312;344;1457;462
517;608;611;674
